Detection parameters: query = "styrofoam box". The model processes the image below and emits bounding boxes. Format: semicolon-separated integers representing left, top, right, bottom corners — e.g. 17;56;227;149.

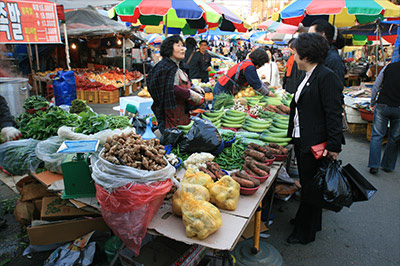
119;96;153;118
344;95;370;108
345;106;367;124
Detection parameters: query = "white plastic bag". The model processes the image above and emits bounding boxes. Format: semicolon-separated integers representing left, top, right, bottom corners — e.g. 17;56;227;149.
57;126;136;145
35;136;66;174
91;148;176;190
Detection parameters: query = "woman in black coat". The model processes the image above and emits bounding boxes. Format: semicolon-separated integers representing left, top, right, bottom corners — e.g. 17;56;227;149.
286;33;344;244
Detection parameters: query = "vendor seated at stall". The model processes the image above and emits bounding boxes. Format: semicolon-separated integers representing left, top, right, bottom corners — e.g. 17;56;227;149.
213;48;275;103
147;35;204;135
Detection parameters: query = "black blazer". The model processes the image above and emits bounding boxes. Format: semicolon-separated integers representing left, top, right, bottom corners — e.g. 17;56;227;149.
287;64;344;154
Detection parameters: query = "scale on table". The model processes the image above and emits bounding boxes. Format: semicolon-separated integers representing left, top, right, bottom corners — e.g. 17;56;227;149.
57;140;99;199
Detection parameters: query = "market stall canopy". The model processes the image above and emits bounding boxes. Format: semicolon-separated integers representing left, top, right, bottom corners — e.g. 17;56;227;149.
207;2;251;32
198;28;238;36
0;0;61;44
273;0;400;28
108;0;222;35
47;0;119;10
61;6;143;40
342;19;399;44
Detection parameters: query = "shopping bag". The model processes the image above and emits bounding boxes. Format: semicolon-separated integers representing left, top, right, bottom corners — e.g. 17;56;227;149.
53;70;77;106
342;163;377;202
303;159;352;212
322;160;353;208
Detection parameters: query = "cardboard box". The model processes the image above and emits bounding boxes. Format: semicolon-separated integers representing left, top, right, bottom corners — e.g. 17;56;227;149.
27;217;109;245
40;196;97;220
119;96;153;118
31;171;63;188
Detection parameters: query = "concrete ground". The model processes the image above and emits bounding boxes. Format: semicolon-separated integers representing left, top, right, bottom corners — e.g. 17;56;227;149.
0;103;399;265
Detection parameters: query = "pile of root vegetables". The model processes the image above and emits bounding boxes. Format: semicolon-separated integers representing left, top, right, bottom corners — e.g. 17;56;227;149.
102;132;167;170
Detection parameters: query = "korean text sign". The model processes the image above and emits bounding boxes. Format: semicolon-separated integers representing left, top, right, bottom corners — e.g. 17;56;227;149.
0;0;61;43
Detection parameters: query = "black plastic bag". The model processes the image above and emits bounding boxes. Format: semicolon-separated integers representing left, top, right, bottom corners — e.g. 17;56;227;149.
131;117;147;135
343;163;377;202
180;117;222;154
322;160;353;208
303;160;353;212
160;128;183;147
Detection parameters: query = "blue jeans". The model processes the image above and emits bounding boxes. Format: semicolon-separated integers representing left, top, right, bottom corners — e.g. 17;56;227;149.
368;103;400;171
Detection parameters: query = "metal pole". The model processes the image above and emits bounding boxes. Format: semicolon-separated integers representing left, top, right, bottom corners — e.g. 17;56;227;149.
165;13;168;38
34;44;42;94
27;44;37;94
63;23;71;70
123;37;126;95
252;203;262;254
34;44;40;71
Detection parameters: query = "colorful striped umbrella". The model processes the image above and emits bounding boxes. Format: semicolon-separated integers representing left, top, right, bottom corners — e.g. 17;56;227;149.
258;19;298;34
274;0;400;27
108;0;221;35
145;33;165;44
207;2;251;32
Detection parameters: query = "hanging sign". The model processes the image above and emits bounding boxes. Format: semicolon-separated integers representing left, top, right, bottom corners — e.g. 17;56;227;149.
0;0;61;44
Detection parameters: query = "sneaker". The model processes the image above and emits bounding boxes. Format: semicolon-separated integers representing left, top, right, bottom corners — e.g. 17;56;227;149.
369;168;378;174
382;168;392;173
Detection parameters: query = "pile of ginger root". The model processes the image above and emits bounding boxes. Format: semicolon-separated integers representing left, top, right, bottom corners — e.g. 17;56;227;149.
102;131;167;170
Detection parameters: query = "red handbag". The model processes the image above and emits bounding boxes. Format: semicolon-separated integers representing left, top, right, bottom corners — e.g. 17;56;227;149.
311;142;328;160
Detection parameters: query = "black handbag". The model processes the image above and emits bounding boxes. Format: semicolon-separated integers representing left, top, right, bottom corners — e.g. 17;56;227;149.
342;163;377;202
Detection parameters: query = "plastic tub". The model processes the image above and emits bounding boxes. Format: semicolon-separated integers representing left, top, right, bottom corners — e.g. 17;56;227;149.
358;108;374;122
212;140;225;155
173;158;182;169
274;154;288;162
245;172;271;183
264;156;276;166
224;135;236;148
221;169;229;176
240;185;260;195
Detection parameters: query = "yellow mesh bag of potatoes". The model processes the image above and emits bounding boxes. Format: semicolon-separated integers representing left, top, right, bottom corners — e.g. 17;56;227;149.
172;183;211;216
207;175;240;211
181;194;222;240
181;168;213;188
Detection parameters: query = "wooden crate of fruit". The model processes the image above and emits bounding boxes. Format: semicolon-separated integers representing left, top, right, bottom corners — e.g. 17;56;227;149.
76;89;85;100
84;90;99;104
99;90;119;104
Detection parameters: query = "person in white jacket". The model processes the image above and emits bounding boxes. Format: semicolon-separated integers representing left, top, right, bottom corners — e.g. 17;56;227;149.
257;47;280;88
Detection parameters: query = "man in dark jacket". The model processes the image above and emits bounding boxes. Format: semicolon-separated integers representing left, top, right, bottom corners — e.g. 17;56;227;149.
188;40;211;82
368;60;400;174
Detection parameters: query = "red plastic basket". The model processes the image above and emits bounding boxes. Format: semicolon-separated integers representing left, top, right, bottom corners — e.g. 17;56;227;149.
358;108;374;122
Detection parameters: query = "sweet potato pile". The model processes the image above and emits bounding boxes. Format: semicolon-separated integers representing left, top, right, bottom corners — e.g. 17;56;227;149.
102;132;167;170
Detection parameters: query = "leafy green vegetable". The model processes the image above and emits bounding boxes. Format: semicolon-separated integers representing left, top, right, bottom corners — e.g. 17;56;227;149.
17;107;78;140
23;95;49;110
69;99;90;114
214;93;234;110
74;111;131;135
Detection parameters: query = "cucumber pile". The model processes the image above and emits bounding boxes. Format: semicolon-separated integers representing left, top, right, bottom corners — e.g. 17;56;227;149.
221;110;247;129
260;115;290;146
242;116;271;133
202;108;224;129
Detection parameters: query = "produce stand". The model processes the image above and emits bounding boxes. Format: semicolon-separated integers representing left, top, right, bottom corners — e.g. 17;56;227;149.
148;163;281;251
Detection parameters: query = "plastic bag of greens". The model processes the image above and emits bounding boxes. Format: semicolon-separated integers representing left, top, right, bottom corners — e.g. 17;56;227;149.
0;139;42;175
35;136;66;174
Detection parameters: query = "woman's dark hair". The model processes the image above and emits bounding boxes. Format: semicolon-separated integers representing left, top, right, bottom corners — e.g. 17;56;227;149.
292;33;329;64
160;35;184;58
264;47;275;62
185;37;197;49
249;48;269;67
310;19;345;49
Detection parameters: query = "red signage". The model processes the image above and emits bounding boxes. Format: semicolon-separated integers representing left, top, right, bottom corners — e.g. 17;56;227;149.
0;0;61;44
